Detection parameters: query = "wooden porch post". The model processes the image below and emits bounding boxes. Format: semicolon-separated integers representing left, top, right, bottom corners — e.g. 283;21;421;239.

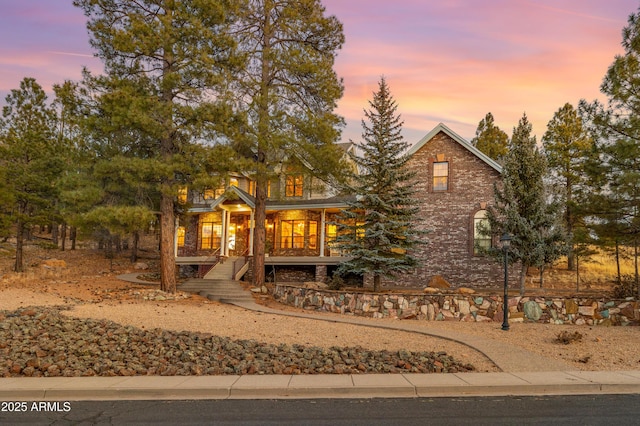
249;210;255;256
221;209;228;257
174;217;179;257
320;209;326;257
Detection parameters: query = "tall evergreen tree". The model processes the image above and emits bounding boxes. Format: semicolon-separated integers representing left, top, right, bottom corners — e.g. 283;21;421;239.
471;112;509;163
74;0;240;292
230;0;347;287
0;78;63;272
335;77;425;292
542;103;594;271
579;6;640;297
487;113;564;295
52;81;103;251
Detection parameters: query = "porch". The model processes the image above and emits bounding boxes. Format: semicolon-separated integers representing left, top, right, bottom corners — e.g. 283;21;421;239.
175;255;348;266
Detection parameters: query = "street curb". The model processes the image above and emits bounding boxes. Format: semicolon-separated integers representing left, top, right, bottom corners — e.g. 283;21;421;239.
1;371;639;401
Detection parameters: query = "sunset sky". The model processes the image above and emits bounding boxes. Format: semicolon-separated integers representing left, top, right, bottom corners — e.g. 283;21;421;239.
0;0;638;143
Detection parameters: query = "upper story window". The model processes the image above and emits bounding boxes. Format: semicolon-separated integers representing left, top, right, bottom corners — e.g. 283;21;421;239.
473;209;491;255
285;175;304;197
433;161;449;191
177;187;188;204
203;189;215;200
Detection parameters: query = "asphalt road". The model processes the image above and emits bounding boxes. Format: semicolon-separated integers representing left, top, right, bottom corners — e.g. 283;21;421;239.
2;395;639;425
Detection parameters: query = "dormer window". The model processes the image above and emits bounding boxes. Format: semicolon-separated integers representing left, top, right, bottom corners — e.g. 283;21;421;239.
285;175;304;197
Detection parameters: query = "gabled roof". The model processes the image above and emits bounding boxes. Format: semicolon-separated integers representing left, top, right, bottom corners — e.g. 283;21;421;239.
206;185;256;210
266;194;354;210
189;185;351;213
406;123;503;174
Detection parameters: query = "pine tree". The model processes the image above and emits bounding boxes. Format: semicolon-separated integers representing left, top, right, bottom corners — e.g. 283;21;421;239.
471;112;509;163
487;113;565;295
230;0;347;287
335;77;425;292
542;103;594;271
579;7;640;297
74;0;239;292
0;78;63;272
52;81;103;251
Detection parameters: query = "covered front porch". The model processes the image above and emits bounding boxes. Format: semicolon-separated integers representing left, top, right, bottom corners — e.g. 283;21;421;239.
176;186;350;263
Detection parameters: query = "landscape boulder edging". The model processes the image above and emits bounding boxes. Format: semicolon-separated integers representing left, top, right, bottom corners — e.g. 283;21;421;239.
273;284;639;326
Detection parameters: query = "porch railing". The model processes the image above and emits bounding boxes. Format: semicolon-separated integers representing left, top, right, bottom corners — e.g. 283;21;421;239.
232;249;250;281
206;247;221;264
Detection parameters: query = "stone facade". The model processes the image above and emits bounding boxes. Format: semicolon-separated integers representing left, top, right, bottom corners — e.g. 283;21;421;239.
274;284;640;326
388;127;509;288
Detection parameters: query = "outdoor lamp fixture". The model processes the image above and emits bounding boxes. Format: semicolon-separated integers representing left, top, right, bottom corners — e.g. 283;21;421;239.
500;233;511;331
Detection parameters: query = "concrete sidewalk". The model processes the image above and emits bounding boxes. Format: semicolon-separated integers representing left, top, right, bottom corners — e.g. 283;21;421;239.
1;371;639;401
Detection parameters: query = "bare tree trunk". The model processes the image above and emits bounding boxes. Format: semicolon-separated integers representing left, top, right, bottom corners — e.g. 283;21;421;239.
15;218;25;272
251;0;273;289
252;174;267;288
60;223;67;251
114;234;122;253
566;180;575;271
634;237;638;292
51;221;59;246
159;195;177;293
539;265;545;288
615;240;621;284
158;8;177;294
519;263;528;296
70;226;77;250
567;251;575;271
131;231;139;263
373;274;381;292
576;254;580;292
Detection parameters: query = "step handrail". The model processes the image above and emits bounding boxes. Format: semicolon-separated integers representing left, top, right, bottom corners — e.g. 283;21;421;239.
200;248;222;278
232;249;250;280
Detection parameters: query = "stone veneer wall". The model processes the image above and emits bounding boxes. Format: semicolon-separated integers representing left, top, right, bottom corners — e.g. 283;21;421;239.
273;284;640;326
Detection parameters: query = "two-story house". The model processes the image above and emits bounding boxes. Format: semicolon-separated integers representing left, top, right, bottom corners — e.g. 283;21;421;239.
177;123;505;288
176;143;357;283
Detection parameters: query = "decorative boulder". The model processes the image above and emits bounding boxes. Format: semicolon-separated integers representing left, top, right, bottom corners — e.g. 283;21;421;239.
134;262;150;270
427;275;451;289
523;300;543;321
457;287;476;295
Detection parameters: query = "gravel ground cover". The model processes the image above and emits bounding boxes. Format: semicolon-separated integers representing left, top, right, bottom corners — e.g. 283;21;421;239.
0;306;475;377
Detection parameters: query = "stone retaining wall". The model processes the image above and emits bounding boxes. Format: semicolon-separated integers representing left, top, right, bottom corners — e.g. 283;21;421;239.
273;284;640;326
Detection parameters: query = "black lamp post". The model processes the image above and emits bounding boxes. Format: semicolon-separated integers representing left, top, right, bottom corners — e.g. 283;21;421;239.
500;233;511;331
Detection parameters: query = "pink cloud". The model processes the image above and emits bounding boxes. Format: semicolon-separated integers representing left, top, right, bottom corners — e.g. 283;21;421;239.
1;0;638;143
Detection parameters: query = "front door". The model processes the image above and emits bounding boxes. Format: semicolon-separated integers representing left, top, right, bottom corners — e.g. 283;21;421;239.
228;214;248;256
